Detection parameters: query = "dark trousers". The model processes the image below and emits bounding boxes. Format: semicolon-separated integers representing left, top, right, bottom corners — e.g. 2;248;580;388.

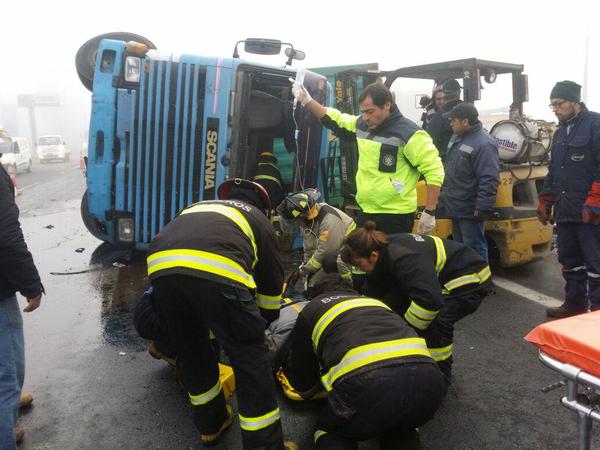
452;218;488;262
133;287;169;342
418;288;487;383
556;222;600;310
152;275;284;450
356;212;415;235
314;363;445;450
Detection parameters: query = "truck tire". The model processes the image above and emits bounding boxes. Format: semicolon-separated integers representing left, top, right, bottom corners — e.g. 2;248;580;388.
81;190;110;242
75;32;156;92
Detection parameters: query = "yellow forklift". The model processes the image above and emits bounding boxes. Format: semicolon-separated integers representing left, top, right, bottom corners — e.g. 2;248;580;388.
313;59;554;267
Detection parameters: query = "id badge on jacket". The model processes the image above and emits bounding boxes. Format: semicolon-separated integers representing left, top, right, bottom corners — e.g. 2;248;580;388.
378;144;398;173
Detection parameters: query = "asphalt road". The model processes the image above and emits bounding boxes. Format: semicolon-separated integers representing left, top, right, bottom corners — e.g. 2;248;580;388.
12;164;599;449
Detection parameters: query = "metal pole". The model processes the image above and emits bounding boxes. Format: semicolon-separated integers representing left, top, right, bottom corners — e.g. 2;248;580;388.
577;411;592;450
27;105;38;146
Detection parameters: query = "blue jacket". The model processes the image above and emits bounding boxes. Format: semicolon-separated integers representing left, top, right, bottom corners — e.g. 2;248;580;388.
541;106;600;222
439;122;500;218
427;99;462;161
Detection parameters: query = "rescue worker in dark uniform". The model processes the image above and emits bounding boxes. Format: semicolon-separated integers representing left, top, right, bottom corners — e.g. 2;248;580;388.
253;150;285;210
341;222;492;385
427;79;463;162
538;80;600;318
277;189;356;288
146;178;296;450
283;274;445;450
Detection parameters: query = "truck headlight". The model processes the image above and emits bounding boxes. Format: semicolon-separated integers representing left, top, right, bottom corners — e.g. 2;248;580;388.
117;217;134;242
124;56;141;83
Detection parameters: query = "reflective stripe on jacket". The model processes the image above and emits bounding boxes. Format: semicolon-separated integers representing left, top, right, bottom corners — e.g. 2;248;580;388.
147;200;284;314
253;153;285;208
301;204;355;277
366;233;490;331
322;105;444;214
287;292;434;394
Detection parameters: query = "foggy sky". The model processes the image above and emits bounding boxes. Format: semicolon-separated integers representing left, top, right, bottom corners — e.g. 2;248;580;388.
0;0;596;149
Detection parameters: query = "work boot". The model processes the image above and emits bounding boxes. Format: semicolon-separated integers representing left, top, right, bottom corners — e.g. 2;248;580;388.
546;304;588;319
148;341;177;367
19;392;33;409
15;426;24;444
284;441;299;450
200;404;234;447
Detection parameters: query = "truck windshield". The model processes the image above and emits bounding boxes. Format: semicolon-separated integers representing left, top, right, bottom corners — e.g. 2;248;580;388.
39;137;61;145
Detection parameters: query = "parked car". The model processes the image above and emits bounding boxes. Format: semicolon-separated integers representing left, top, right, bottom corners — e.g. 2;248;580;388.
0;136;33;173
37;135;70;163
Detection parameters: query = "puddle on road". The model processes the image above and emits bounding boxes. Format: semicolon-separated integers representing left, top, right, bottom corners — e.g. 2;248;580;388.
86;242;304;351
85;243;149;351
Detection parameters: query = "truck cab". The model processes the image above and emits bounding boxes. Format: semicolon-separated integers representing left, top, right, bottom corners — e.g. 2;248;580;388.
77;34;329;247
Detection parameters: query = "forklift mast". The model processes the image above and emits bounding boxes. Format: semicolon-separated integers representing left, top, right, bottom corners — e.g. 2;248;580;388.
382;58;529;116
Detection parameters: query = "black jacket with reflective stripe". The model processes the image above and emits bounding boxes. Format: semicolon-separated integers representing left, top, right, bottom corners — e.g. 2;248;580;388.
253;153;285;208
147;199;284;307
366;233;490;316
287;292;433;394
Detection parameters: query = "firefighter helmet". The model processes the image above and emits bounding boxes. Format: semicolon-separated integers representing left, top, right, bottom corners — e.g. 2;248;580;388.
217;178;272;218
277;188;321;221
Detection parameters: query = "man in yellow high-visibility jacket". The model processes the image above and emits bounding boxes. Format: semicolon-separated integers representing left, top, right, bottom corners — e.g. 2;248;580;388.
292;80;444;235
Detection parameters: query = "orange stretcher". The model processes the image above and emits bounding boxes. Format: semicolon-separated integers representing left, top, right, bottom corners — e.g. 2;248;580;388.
525;311;600;450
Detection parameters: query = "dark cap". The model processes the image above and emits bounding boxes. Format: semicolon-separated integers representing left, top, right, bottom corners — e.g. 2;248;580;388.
442;79;461;94
550;80;581;102
443;102;479;124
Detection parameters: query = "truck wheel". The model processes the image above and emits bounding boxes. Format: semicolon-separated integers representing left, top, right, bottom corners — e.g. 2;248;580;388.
81;190;110;242
75;32;156;92
26;160;32;173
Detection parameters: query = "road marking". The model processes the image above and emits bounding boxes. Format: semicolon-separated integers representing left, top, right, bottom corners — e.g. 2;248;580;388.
493;276;562;307
18;182;40;193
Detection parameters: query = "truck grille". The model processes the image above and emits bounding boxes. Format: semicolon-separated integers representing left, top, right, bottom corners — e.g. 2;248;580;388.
122;60;207;244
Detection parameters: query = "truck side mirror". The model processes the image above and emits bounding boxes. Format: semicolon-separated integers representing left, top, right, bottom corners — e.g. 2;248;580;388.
284;47;305;61
243;38;282;55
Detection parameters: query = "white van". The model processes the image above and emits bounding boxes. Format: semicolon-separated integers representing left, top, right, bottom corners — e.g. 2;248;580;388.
0;137;33;173
37;135;70;163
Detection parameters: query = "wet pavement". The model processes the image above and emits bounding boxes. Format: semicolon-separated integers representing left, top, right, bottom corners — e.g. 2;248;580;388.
13;166;600;449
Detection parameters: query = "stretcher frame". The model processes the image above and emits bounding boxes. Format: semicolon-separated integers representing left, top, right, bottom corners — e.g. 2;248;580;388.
539;351;600;450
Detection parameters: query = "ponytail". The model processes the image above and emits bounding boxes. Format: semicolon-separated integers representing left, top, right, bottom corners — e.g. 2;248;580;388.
341;221;388;263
